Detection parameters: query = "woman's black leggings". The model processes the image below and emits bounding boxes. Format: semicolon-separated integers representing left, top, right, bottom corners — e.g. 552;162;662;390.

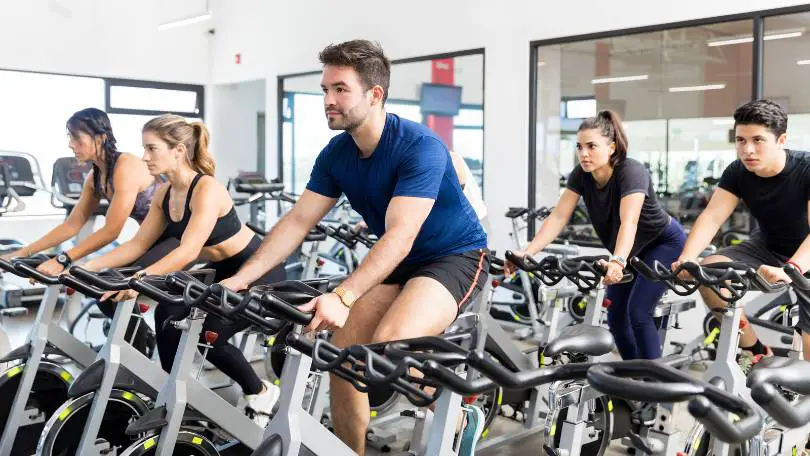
153;235;286;395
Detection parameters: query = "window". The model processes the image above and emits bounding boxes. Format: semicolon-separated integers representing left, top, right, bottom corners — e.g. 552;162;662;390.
532;20;754;230
106;79;204;118
0;70;104;216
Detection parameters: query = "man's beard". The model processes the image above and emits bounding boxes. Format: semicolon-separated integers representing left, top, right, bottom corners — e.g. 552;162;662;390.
327;106;365;131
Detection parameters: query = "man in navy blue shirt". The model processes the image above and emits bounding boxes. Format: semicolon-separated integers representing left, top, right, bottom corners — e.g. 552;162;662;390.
221;40;489;454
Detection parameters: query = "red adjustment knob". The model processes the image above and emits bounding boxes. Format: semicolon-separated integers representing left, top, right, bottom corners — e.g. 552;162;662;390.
739;319;749;329
602;298;612;308
66;288;75;296
463;394;479;405
138;303;150;314
677;453;687;456
316;259;325;267
204;331;219;345
491;279;501;288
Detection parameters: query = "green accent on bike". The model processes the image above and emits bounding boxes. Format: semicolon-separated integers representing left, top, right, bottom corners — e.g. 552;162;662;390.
578;300;586;310
6;366;22;378
481;428;489;439
60;371;72;382
780;304;789;313
58;407;72;421
704;327;720;346
608;400;613;412
370;410;377;418
122;391;135;401
144;438;156;449
192;437;203;445
550;424;556;437
730;239;743;245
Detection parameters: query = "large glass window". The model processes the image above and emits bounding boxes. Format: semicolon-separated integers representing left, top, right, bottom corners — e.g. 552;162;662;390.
764;12;810;151
533;20;753;232
280;51;485;196
0;70;105;216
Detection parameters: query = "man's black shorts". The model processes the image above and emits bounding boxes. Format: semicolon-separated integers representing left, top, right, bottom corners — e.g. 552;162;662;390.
383;249;490;311
716;238;810;333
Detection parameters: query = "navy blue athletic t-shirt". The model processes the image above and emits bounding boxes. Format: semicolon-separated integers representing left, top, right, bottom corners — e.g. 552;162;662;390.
306;113;487;264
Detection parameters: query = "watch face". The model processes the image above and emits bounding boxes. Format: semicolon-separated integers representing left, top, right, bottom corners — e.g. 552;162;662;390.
57;255;67;263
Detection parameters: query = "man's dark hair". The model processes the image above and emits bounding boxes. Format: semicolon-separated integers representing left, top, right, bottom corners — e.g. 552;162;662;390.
319;40;391;103
733;99;788;137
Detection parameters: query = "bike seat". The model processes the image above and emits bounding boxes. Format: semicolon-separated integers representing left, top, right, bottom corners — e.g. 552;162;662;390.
544;325;614;357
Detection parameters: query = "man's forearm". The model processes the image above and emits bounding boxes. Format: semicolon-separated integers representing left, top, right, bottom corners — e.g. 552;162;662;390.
86;240;148;270
682;214;724;260
232;215;311;286
789;235;810;272
339;233;413;297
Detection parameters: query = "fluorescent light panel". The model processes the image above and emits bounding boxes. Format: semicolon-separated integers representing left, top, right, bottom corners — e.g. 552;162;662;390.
158;11;212;30
708;30;803;47
668;84;726;92
799;60;810;65
591;74;648;84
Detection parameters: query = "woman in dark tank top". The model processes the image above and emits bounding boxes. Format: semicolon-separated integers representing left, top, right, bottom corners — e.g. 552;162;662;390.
2;108;159;274
82;114;285;427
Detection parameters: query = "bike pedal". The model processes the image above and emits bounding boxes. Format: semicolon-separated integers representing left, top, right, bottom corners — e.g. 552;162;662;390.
627;432;653;455
542;444;560;456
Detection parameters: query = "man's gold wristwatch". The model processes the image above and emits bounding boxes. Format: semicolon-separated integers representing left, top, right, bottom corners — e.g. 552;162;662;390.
333;286;357;309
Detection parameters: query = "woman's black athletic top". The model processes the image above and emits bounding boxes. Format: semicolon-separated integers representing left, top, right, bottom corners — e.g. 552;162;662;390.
161;174;241;246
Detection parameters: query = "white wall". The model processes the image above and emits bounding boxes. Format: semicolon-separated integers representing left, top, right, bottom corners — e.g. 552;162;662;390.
207;79;266;220
208;0;810;252
0;1;211;83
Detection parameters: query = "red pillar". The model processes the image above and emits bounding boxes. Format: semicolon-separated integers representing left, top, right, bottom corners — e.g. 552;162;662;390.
426;58;455;149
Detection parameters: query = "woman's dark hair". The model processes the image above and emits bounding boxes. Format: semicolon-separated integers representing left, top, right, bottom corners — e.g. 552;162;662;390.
578;110;629;167
66;108;119;197
733;99;788;137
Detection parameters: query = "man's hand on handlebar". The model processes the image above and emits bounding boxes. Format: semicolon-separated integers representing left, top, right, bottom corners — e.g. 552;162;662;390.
298;292;349;334
353;220;368;234
503;250;528;276
598;259;625;285
757;265;791;285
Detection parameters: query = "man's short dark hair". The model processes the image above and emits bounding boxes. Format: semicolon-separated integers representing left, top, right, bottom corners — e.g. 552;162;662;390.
733;99;788;137
319;40;391;103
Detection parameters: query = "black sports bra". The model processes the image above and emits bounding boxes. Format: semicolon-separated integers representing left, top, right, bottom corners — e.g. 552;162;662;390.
161;174;242;246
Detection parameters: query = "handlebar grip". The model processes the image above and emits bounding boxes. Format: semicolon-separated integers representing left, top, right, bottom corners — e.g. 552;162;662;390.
12;262;60;285
69;266;131;291
504;250;541;272
419;359;497;395
688;395;762;444
59;275;105;299
750;383;810;428
259;292;313;326
784;263;810;290
586;365;705;403
129;277;184;305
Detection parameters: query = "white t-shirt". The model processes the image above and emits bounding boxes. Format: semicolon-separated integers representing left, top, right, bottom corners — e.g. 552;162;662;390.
454;155;487;222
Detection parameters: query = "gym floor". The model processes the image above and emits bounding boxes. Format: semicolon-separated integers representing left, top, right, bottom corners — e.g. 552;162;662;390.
0;290;786;454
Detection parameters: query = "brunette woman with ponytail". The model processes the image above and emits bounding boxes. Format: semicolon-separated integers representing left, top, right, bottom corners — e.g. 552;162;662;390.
505;110;686;360
82;114;285;426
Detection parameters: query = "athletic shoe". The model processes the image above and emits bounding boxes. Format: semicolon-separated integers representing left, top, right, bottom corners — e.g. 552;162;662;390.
245;379;280;428
458;404;486;456
738;345;774;374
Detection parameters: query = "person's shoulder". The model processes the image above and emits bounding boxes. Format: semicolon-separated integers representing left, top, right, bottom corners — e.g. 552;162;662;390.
788;149;810;163
391;113;443;146
620;157;647;173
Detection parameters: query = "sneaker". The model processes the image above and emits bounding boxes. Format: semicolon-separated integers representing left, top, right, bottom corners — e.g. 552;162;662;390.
737;345;774;374
458;404;485;456
244;379;280;428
